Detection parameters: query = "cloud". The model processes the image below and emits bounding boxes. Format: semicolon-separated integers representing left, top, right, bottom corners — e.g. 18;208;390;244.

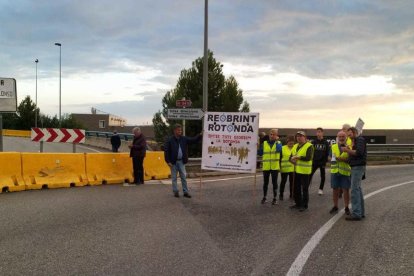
1;0;414;128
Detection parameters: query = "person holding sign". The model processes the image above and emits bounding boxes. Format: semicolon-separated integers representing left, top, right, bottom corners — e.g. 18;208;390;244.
328;131;351;215
342;127;367;221
289;131;314;212
258;129;282;205
164;124;202;198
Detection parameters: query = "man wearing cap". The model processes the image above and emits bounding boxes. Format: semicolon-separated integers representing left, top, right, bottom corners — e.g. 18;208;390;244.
289;131;314;212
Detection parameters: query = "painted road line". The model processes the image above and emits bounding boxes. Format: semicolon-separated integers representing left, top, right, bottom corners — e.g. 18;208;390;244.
286;180;414;276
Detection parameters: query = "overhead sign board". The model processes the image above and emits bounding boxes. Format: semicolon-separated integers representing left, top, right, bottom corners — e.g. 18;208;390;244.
167;108;204;120
176;99;192;108
0;78;17;113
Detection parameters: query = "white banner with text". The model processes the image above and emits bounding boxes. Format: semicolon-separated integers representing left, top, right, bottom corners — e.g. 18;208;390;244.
202;112;259;173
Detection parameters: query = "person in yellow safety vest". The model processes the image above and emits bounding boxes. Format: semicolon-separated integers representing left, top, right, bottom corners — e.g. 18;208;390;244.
258;129;282;205
279;135;295;200
329;131;351;215
338;123;352;199
289;131;314;212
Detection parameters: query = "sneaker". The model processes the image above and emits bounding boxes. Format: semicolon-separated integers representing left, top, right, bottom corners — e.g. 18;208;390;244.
345;207;351;216
261;198;266;204
289;204;299;209
272;198;278;205
318;189;323;195
183;193;192;198
299;207;308;212
329;206;339;214
174;192;180;198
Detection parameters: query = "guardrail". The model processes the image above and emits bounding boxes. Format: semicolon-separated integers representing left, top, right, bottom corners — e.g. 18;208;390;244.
366;144;414;157
86;131;134;141
3;130;414;159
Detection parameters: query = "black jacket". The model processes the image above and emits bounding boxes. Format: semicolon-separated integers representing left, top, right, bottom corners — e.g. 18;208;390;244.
110;134;121;148
312;138;330;164
349;136;367;167
129;134;147;158
164;134;202;165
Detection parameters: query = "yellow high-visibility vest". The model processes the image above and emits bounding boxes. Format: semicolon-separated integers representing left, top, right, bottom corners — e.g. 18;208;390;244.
330;144;351;176
262;141;281;171
281;145;294;173
346;137;352;147
291;142;313;175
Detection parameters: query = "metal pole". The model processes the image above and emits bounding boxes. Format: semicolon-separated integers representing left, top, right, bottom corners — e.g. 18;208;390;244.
59;45;61;126
55;43;62;126
182;97;186;136
35;59;38;128
0;114;3;152
202;0;208;112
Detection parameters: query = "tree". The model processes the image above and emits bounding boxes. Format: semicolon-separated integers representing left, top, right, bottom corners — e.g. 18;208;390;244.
1;96;84;130
153;51;250;151
15;96;39;130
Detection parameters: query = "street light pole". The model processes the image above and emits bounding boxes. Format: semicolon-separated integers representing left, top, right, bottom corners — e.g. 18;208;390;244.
203;0;208;113
55;42;62;126
35;59;39;128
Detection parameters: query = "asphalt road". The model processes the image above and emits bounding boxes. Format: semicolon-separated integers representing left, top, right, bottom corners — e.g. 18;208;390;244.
0;164;413;275
2;136;106;153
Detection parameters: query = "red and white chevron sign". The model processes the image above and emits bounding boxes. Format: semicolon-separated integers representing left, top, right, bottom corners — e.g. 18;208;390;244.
31;128;86;143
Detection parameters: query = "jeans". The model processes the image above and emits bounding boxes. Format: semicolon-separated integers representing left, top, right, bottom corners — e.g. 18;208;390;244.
350;166;366;218
263;170;278;198
171;160;188;193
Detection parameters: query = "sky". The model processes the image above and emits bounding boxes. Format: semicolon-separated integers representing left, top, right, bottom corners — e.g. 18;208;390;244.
1;0;413;129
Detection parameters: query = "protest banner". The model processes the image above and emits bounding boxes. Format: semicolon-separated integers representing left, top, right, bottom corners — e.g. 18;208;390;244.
202;112;259;173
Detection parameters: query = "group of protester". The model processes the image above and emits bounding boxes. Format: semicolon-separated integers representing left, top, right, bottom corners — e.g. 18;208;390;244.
258;125;367;221
113;122;367;221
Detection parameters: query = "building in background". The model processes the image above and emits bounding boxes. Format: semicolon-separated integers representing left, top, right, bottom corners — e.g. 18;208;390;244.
71;108;154;139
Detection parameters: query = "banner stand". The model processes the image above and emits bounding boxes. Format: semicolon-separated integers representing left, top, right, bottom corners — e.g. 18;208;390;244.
252;170;257;204
199;174;203;199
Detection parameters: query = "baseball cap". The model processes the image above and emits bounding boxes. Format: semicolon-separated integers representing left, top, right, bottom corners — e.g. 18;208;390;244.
296;130;306;136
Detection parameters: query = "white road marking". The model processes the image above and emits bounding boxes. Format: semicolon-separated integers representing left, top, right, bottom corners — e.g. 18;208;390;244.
188;174;260;183
286;180;414;276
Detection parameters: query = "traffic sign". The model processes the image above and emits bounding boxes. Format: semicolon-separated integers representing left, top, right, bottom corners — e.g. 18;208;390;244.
31;128;86;143
0;78;17;113
167;108;204;120
176;99;192;108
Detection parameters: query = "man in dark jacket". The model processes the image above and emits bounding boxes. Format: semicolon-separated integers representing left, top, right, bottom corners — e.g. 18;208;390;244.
110;131;121;152
310;127;330;195
128;127;147;185
342;127;367;221
164;124;202;198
